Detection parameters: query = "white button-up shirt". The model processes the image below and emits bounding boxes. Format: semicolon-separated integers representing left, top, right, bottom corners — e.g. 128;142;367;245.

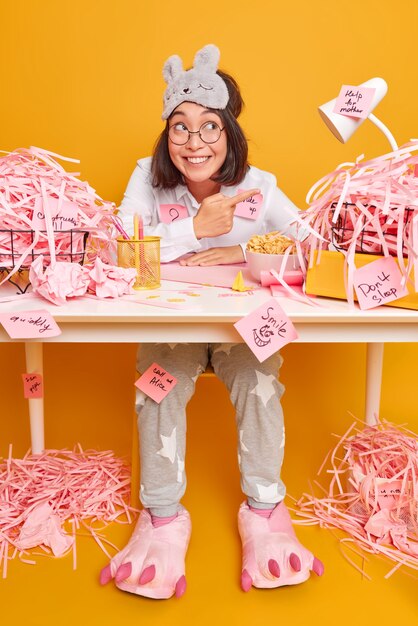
118;157;302;263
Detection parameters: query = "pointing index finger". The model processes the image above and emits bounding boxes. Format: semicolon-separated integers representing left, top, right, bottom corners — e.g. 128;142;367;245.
227;188;260;207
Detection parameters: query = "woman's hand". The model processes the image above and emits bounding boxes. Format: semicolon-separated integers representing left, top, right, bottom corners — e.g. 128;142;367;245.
193;188;260;239
179;245;245;266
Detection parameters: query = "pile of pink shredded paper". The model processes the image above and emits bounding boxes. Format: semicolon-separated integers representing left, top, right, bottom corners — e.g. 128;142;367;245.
0;446;136;577
0;146;116;283
294;420;418;579
299;140;418;304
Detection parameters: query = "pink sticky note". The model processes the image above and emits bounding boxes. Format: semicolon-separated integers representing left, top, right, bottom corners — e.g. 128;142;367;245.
159;204;189;224
22;373;43;399
32;197;79;231
0;309;62;338
135;362;178;403
234;189;263;220
234;298;298;362
353;257;409;310
333;85;376;119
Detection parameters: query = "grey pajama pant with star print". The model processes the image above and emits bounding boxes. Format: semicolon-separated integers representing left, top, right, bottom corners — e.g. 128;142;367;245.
136;343;286;517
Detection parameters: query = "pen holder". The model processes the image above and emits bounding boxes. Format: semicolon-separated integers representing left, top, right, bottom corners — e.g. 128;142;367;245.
117;236;161;289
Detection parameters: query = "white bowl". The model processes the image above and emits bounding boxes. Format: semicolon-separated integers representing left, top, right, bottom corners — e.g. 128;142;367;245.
246;250;301;281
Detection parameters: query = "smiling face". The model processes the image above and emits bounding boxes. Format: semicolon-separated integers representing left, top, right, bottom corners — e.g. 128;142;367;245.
167;102;228;194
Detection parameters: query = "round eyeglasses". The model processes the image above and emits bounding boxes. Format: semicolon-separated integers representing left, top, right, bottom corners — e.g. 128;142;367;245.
168;121;225;145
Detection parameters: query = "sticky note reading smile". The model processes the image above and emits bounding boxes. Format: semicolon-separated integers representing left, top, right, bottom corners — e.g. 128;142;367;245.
135;362;178;403
234;298;298;362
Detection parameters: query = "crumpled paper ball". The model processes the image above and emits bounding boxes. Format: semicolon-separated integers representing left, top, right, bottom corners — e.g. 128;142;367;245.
29;256;137;304
29;256;90;305
88;257;137;298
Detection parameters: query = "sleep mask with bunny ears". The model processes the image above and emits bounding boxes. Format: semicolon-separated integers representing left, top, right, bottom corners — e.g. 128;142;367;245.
162;44;229;120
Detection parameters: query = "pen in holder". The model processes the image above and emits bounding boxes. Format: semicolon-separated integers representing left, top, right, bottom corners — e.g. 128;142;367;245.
117;214;161;289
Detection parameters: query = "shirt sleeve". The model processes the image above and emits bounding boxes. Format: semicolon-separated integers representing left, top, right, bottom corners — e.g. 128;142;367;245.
117;160;202;262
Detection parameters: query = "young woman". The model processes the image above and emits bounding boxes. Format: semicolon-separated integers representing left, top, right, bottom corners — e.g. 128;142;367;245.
100;44;323;599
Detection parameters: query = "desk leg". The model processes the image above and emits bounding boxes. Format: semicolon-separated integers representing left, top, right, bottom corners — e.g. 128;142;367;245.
25;342;45;454
365;342;384;426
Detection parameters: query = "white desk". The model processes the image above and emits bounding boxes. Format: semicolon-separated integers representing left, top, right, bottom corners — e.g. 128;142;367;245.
1;280;417;453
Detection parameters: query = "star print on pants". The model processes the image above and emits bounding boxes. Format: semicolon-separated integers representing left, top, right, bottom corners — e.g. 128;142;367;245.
250;371;277;407
256;482;280;503
212;344;235;356
157;426;177;463
177;455;185;483
239;429;249;452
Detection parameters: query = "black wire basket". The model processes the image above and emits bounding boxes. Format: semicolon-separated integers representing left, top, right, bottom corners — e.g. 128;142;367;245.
0;228;89;294
330;202;414;256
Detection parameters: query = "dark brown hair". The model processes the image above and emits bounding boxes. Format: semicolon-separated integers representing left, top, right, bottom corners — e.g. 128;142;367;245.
151;70;249;189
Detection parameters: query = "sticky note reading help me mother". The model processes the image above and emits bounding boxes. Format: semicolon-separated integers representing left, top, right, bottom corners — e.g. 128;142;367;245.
22;373;43;399
234;298;298;362
0;309;62;338
333;85;376;119
135;362;178;403
353;256;409;310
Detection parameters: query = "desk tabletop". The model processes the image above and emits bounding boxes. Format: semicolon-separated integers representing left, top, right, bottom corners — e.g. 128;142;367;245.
1;280;417;343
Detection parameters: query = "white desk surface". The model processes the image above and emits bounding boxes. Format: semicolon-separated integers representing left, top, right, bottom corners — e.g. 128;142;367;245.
0;280;417;344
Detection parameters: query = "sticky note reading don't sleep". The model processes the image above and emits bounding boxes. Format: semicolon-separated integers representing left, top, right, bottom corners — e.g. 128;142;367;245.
234;298;298;362
353;256;409;309
135;362;178;403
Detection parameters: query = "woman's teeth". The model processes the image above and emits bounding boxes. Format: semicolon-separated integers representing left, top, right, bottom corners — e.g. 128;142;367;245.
186;157;209;164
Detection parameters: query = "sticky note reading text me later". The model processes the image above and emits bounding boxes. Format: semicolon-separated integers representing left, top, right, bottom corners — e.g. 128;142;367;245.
353;257;409;310
333;85;376;119
0;310;62;339
234;298;298;362
22;373;43;399
135;362;178;403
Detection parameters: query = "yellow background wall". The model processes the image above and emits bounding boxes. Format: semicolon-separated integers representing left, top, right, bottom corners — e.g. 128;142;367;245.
1;2;417;624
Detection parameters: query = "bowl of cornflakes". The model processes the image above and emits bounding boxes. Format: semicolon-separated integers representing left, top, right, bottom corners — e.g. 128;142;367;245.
246;232;300;280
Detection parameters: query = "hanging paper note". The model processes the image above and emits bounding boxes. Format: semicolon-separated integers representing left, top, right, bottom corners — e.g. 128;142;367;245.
32;197;79;231
135;362;178;403
333;85;376;119
0;309;62;338
159;204;189;224
353;257;409;310
22;373;43;399
234;189;263;220
234;298;298;362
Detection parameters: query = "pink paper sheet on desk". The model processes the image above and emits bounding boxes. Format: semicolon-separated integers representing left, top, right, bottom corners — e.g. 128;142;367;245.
160;262;259;288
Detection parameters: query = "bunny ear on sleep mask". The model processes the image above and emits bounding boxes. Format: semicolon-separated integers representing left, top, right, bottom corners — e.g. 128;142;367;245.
162;44;229;120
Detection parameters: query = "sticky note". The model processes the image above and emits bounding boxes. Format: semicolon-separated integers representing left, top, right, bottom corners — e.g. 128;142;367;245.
333;85;376;119
135;362;178;403
32;197;79;231
159;204;189;224
353;257;409;309
0;309;62;338
234;298;298;362
22;373;43;399
234;189;263;220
